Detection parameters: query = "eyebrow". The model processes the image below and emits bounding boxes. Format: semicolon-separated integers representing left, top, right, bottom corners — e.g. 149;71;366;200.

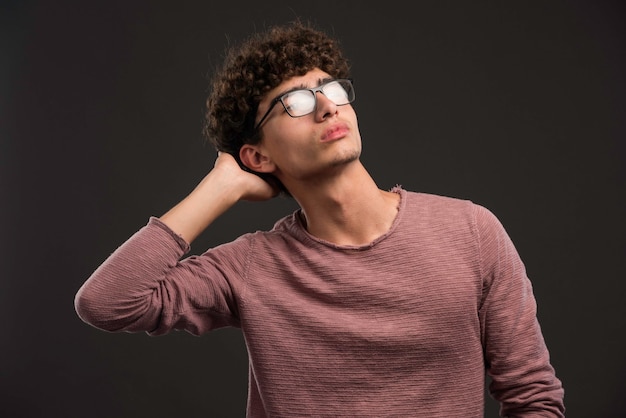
271;77;335;101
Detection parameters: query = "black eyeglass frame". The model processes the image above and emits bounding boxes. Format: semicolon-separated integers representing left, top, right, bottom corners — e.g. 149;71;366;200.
253;78;354;131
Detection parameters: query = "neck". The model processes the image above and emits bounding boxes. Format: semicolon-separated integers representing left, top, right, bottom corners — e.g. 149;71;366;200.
288;162;400;246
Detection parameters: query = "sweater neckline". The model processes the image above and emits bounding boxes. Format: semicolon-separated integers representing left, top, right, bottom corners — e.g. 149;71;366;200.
290;185;406;251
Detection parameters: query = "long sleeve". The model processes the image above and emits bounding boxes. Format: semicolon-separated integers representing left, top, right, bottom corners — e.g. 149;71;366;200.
74;217;243;336
476;205;565;417
74;190;566;417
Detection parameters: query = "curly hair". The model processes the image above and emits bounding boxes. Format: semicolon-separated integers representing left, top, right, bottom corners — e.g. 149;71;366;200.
203;20;351;192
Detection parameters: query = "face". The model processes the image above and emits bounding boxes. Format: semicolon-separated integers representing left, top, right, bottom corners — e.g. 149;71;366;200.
245;68;362;188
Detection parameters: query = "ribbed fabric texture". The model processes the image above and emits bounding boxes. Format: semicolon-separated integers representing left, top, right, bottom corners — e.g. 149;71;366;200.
75;187;564;417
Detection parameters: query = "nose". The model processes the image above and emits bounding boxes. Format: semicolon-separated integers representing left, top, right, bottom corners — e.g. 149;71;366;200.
314;91;338;121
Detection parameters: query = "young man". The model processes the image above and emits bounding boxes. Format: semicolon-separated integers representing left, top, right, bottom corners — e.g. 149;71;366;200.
75;21;565;417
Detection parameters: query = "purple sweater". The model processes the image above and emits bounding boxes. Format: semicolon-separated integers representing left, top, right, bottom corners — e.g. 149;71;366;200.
75;187;565;417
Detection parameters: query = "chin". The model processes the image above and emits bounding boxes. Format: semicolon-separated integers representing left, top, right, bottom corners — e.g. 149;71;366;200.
330;148;361;167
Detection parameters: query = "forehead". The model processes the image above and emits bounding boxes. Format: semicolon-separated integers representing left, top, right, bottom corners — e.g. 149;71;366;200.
263;69;332;102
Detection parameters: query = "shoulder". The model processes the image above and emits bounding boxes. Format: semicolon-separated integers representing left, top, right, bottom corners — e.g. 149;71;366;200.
395;188;508;242
400;188;476;223
402;189;498;222
222;211;303;251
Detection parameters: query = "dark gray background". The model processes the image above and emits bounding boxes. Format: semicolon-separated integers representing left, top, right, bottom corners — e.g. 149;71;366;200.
2;1;624;417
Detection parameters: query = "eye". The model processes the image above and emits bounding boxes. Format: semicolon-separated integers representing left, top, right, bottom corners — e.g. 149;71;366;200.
323;81;349;103
283;90;315;116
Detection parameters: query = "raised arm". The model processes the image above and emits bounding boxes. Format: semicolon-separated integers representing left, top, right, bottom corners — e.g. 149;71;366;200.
74;152;277;334
160;151;277;243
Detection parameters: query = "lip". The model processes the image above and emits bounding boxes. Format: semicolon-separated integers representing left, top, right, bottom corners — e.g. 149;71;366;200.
320;123;349;142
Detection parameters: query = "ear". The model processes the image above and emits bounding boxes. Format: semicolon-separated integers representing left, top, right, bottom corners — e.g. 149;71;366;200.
239;144;275;173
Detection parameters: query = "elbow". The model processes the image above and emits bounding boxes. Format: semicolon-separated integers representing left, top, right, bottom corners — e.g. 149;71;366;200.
74;281;162;333
74;282;127;332
74;285;110;331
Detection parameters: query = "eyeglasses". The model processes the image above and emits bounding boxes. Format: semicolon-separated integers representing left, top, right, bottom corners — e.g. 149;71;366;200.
254;78;355;130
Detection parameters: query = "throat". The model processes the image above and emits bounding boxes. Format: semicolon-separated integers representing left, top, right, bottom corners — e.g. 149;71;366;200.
299;189;401;246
